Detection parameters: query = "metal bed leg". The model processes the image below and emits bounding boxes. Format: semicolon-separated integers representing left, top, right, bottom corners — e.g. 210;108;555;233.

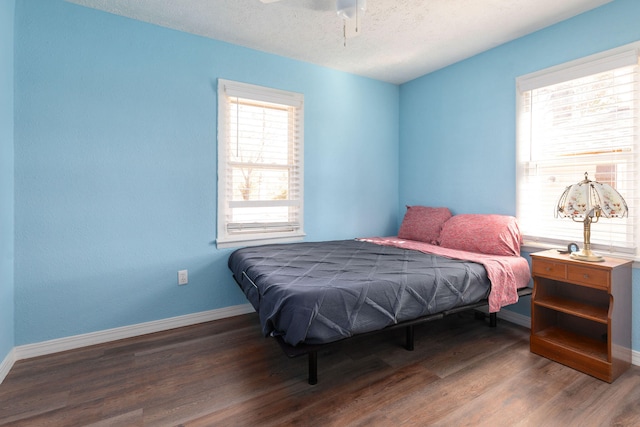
308;351;318;385
489;312;497;327
405;325;415;351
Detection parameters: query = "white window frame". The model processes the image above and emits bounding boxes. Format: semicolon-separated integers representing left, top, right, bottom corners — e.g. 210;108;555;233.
217;79;304;248
516;42;640;259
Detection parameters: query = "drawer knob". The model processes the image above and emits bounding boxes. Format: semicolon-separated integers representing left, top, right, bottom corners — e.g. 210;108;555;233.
584;274;589;279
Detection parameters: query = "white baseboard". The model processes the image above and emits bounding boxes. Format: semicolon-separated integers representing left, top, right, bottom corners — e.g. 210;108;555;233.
13;303;255;361
0;348;16;384
495;308;531;329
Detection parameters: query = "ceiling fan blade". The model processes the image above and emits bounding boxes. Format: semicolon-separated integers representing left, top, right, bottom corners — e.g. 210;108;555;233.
260;0;283;3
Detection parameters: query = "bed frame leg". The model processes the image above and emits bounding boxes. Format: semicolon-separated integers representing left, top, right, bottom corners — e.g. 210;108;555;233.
489;312;497;328
405;325;414;351
308;351;318;385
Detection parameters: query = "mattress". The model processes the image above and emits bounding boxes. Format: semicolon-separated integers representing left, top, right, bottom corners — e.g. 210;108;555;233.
228;239;492;346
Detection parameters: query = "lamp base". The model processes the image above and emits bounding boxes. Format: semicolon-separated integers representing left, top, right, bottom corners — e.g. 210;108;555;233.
570;250;605;262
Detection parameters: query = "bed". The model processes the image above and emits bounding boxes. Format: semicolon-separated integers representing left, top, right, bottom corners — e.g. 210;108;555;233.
228;208;532;384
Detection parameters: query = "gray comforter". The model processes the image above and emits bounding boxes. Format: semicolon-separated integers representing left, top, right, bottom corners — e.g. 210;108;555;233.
228;239;491;346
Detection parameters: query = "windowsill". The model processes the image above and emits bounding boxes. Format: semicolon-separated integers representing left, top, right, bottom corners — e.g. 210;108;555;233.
216;232;306;250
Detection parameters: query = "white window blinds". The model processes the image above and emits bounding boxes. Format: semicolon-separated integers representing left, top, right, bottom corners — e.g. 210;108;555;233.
516;47;640;256
217;79;304;248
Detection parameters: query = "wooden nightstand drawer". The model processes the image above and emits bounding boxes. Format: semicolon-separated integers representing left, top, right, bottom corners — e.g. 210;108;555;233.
532;259;567;280
567;265;609;290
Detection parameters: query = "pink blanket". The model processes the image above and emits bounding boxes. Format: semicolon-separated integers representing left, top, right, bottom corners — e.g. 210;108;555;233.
358;237;531;312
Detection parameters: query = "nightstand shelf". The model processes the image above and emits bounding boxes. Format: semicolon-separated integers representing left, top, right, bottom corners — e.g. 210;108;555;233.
534;295;608;324
530;249;632;383
533;326;608;361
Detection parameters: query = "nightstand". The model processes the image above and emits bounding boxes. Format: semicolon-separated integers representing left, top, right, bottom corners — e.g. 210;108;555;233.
530;249;632;383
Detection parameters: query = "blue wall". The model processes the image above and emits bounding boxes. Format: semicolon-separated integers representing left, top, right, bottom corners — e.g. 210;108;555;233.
1;0;16;364
399;0;640;350
8;0;640;355
12;0;399;345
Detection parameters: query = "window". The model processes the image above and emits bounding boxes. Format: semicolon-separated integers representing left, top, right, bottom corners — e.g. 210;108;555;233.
516;45;640;257
217;79;304;248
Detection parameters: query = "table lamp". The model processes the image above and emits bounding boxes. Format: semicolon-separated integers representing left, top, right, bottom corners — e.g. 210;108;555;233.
556;172;628;262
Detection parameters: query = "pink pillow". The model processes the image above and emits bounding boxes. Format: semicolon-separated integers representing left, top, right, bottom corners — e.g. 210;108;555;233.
438;214;522;256
398;206;452;244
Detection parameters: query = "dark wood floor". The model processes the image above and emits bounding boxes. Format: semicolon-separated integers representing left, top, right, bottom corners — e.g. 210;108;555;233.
1;311;639;426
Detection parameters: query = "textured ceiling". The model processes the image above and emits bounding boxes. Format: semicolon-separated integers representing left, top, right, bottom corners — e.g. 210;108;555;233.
67;0;612;84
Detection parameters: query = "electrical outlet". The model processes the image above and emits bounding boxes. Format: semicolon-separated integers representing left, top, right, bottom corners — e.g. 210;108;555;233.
178;269;188;285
